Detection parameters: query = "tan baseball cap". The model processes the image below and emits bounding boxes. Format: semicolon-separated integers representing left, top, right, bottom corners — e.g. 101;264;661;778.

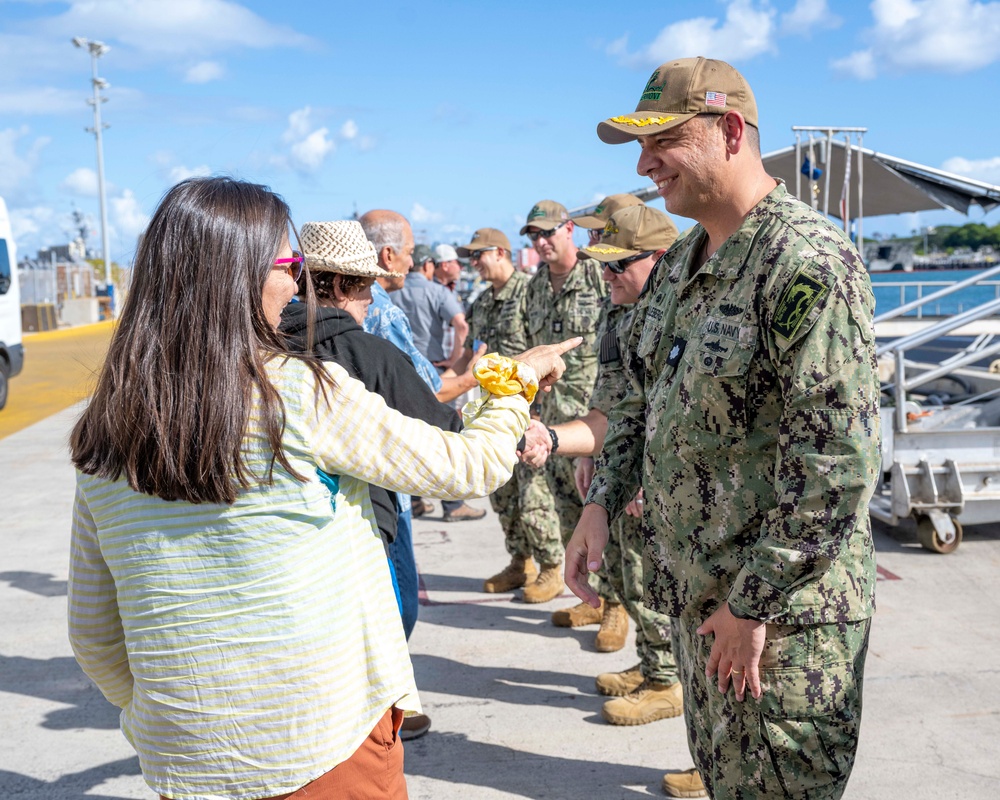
574;193;644;229
456;228;511;257
519;199;569;235
579;205;679;262
597;57;757;145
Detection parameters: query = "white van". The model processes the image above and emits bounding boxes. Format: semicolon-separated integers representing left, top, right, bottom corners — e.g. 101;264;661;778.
0;196;24;410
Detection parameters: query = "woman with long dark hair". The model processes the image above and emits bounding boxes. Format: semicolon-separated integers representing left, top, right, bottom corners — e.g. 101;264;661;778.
68;176;575;800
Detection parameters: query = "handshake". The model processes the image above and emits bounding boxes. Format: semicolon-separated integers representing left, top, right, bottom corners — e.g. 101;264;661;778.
517;419;555;469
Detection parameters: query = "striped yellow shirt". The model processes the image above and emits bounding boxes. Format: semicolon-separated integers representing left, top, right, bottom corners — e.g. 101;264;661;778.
68;357;527;800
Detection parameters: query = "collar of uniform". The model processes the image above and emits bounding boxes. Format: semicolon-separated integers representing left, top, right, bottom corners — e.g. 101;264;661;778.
670;180;786;285
547;256;591;295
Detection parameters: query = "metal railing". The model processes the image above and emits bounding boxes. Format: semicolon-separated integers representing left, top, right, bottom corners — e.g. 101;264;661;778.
875;265;1000;431
873;264;1000;321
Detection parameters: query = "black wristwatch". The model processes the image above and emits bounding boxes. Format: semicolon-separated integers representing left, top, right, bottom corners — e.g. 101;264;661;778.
547;427;559;454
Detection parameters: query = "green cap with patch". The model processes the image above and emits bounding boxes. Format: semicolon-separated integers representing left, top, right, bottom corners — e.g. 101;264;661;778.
574;193;644;229
519;199;569;235
597;57;757;145
579;204;679;261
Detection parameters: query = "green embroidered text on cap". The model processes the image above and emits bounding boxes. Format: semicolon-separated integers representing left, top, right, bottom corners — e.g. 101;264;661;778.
641;70;665;101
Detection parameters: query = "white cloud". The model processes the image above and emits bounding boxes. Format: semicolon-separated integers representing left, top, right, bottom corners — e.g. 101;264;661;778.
358;135;376;152
168;164;213;183
291;130;334;172
185;60;225;83
941;155;1000;185
61;167;101;197
9;205;57;244
42;0;313;58
780;0;841;35
0;126;50;197
278;107;334;174
110;189;151;247
411;203;445;224
831;49;878;79
340;119;358;140
609;0;777;68
834;0;1000;78
0;86;85;115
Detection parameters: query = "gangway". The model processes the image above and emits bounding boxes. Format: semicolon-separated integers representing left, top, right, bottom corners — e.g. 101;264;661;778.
872;265;1000;553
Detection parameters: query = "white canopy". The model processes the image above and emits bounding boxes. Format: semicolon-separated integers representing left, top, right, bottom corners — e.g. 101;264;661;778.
572;139;1000;223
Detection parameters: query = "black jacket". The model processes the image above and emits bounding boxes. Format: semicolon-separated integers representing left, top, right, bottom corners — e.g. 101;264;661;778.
280;303;461;548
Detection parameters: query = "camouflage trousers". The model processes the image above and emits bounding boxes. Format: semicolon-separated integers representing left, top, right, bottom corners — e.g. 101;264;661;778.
672;611;870;800
597;512;677;684
489;461;564;567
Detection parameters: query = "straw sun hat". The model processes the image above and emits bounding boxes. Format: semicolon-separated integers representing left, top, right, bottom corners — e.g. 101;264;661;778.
299;220;392;278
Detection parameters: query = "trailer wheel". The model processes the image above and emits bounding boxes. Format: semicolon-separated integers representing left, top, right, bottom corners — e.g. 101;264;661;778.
916;515;962;554
0;359;8;411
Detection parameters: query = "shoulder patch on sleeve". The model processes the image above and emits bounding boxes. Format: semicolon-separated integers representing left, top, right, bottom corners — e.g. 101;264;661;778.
771;272;829;340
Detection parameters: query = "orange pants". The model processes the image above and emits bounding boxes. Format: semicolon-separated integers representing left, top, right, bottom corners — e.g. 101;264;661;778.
161;707;407;800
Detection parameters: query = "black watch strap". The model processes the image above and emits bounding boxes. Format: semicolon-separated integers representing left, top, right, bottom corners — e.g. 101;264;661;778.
547;427;559;454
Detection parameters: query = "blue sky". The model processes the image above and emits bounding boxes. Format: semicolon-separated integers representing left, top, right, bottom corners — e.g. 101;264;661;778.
3;0;1000;266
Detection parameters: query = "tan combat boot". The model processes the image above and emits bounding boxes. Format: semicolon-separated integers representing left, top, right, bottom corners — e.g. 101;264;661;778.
595;663;644;696
521;562;564;603
602;679;683;725
662;768;707;798
551;597;604;627
483;555;537;593
594;601;628;652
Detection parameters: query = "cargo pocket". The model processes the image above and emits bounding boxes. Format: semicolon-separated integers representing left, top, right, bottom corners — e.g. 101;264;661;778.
757;663;860;796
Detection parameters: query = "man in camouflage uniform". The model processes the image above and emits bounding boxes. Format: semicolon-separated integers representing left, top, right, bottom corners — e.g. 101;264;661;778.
523;204;685;724
521;200;611;609
451;227;561;595
566;58;880;799
573;192;644;246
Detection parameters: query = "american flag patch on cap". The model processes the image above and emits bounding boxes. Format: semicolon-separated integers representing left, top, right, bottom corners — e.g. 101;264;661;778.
706;91;727;108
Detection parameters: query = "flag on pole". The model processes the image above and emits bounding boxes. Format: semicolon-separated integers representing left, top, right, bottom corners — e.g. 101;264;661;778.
840;137;852;231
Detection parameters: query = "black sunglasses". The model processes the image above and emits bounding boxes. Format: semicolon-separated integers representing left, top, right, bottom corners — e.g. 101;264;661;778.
607;251;653;274
526;221;567;243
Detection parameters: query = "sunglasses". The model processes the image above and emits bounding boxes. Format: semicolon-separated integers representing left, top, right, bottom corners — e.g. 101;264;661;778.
607;251;653;274
273;250;305;281
469;246;498;260
526;221;567;242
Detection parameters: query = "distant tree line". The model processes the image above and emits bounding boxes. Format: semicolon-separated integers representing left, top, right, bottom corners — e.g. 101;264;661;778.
873;222;1000;253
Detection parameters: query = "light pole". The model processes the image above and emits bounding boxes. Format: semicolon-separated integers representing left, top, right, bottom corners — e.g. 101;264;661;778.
72;37;113;313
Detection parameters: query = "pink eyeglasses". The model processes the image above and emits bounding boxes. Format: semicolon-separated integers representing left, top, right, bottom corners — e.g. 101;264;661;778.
273;250;305;280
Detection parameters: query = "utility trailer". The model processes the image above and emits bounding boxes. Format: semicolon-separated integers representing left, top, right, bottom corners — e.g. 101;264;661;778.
871;266;1000;552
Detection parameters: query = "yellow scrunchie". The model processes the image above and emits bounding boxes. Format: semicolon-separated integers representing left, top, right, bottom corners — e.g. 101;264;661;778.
473;353;538;404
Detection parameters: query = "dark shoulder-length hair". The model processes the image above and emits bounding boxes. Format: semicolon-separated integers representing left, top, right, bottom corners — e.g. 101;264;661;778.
71;176;330;505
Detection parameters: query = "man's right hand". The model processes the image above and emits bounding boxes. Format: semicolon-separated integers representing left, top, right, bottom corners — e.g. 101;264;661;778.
564;503;609;607
515;337;583;392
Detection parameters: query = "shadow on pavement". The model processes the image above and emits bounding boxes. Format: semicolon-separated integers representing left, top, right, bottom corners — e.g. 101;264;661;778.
0;654;120;730
412;653;599;710
0;756;141;800
416;598;604;650
0;570;68;597
402;731;663;799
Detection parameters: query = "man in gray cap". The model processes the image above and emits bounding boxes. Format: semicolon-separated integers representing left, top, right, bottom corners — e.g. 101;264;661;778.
432;243;463;293
566;57;880;799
